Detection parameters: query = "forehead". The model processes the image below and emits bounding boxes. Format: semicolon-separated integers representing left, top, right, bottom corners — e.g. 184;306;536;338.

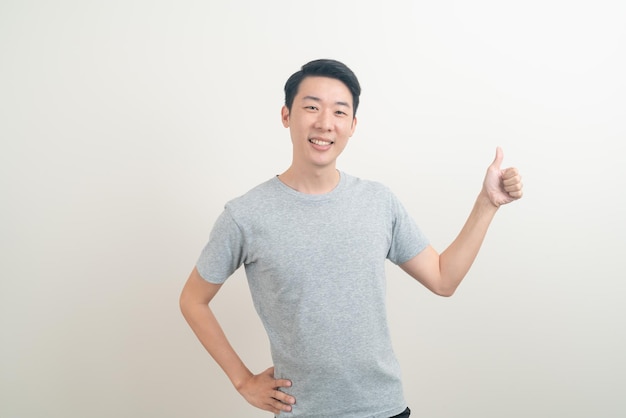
296;76;353;107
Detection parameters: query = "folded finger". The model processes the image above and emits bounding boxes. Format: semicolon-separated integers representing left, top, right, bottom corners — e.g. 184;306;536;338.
270;396;293;412
273;389;295;405
274;379;292;388
503;174;522;187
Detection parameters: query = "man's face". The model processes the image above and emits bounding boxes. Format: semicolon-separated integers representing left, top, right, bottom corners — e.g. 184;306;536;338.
281;76;357;170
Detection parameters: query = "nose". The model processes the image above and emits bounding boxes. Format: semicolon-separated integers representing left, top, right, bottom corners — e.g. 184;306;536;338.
315;109;333;131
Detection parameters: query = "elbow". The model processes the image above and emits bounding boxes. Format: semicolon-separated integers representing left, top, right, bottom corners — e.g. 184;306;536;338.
435;288;456;297
179;293;188;318
433;270;462;297
179;288;192;319
433;282;457;297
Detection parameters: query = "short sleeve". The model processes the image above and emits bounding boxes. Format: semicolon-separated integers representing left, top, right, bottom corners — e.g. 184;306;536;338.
196;208;247;284
386;193;429;265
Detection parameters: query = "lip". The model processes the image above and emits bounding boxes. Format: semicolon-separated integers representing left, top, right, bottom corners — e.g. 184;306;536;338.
308;137;334;147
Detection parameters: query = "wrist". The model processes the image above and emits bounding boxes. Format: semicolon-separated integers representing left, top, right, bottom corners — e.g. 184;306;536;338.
476;190;499;211
232;369;254;392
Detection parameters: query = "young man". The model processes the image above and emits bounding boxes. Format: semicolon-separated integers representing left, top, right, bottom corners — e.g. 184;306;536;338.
180;59;523;417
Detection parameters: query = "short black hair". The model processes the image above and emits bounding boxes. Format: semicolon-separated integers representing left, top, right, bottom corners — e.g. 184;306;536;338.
284;59;361;117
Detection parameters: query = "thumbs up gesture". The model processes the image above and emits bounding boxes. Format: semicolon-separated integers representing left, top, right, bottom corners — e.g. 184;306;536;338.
482;147;523;207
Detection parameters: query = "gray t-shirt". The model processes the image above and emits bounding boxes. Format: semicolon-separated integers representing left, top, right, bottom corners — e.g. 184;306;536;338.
197;172;429;418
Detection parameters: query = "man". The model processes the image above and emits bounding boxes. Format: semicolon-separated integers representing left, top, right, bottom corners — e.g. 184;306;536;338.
180;59;523;417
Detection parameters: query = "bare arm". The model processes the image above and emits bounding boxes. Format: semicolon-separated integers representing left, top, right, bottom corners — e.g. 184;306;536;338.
179;267;295;414
401;147;523;296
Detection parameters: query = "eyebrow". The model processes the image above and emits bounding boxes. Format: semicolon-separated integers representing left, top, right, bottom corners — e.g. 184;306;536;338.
302;95;352;109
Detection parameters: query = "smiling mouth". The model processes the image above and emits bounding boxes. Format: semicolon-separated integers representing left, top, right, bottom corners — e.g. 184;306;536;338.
309;138;334;146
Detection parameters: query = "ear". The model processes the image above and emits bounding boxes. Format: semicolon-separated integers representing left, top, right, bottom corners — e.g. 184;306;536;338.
281;106;290;128
349;116;358;137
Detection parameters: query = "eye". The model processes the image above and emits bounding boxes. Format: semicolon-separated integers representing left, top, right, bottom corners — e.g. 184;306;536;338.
305;105;318;111
335;110;347;116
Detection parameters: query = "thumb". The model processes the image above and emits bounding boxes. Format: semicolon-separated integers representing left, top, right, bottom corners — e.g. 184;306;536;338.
491;146;504;170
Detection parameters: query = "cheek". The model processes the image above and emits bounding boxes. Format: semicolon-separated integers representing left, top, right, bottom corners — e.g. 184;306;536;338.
341;123;355;138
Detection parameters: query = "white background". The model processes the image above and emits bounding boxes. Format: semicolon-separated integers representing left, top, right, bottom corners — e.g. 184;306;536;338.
1;1;624;417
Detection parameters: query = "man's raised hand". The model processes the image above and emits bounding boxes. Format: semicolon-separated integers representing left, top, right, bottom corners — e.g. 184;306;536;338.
482;147;523;207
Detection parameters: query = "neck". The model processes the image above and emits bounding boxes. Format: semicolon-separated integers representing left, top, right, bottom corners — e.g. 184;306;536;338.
278;166;340;195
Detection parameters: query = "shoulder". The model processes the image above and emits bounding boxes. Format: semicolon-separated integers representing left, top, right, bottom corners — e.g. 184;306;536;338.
223;177;282;217
342;172;395;198
341;173;413;221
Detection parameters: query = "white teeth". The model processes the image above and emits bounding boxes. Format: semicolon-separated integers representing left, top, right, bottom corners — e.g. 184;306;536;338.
310;138;332;146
